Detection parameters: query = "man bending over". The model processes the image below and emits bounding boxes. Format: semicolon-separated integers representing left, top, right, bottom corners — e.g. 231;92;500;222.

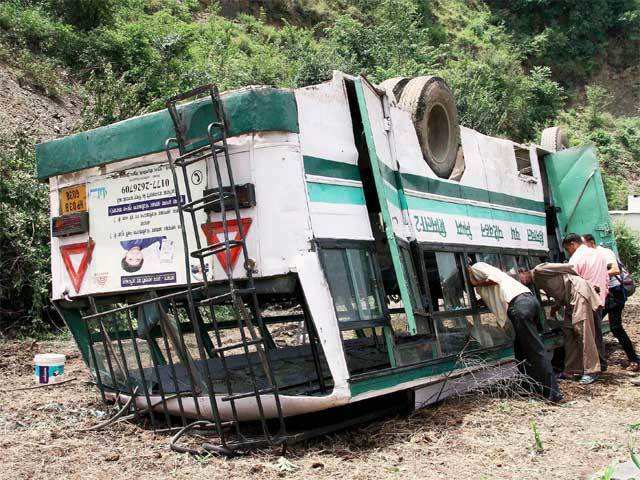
519;263;601;384
467;262;562;402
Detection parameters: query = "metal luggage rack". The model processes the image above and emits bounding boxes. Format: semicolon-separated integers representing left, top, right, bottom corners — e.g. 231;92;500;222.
78;84;295;455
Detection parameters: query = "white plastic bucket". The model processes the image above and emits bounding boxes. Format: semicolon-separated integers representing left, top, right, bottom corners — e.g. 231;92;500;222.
34;353;66;384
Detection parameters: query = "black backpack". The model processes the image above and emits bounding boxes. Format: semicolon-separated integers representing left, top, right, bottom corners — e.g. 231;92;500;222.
615;260;636;299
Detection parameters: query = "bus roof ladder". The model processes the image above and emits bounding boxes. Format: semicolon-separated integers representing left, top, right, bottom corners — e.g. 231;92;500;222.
164;84;288;453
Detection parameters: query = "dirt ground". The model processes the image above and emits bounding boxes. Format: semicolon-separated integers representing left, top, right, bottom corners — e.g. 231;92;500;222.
1;300;640;480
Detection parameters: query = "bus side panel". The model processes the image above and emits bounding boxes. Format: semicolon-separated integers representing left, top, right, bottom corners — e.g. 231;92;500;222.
296;76;373;241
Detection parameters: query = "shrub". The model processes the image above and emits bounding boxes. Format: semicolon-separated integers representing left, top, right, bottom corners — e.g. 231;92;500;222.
0;133;51;335
14;49;66;98
48;0;116;31
559;86;640;208
614;221;640;276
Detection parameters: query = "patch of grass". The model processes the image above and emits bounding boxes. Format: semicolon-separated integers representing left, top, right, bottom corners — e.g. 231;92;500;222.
630;438;640;470
597;464;615;480
628;422;640;432
530;420;543;453
14;50;66;99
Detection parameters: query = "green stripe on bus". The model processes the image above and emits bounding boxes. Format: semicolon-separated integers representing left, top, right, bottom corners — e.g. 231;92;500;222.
310;180;545;225
302;156;545;213
303;156;361;181
349;346;514;396
306;181;366;205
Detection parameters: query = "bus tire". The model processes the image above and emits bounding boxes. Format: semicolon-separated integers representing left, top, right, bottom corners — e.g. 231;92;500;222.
398;76;459;179
540;126;568;152
378;76;410;102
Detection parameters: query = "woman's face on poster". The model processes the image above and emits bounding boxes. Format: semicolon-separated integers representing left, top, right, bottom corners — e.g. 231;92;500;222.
124;246;144;267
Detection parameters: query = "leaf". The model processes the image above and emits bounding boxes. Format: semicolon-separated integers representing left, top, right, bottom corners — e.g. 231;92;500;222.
275;457;299;473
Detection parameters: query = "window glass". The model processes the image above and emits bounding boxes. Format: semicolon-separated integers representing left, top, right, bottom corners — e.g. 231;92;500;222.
502;255;519;279
400;247;424;311
321;248;384;324
516;255;530;271
321;249;358;323
476;252;501;268
470;312;515;347
435;315;473;356
423;252;469;311
530;256;547;267
346;249;383;321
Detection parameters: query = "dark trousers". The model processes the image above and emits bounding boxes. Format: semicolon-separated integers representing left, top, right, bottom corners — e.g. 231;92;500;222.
604;287;639;364
594;307;607;371
507;293;561;400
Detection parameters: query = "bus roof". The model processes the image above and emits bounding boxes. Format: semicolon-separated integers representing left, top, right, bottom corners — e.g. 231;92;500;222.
35;86;299;180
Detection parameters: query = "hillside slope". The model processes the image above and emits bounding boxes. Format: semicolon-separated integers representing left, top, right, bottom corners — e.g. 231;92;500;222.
0;61;80;142
0;0;639;331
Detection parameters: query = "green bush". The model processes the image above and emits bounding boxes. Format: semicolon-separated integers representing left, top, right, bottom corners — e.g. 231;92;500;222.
486;0;640;85
14;49;66;98
0;0;638;333
48;0;116;31
614;221;640;276
559;86;640;209
0;133;51;335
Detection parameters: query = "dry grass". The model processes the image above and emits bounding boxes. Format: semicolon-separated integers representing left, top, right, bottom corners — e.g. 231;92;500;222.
1;301;640;480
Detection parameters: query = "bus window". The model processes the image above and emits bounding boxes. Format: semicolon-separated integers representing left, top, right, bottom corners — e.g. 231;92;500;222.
502;255;519;279
423;252;470;311
423;251;471;356
320;246;393;375
399;246;425;312
347;248;384;321
320;247;384;324
475;312;515;347
476;252;501;268
437;314;474;356
501;254;530;279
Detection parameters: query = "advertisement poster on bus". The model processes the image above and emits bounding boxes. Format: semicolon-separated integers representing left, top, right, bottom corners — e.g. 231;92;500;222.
83;161;207;295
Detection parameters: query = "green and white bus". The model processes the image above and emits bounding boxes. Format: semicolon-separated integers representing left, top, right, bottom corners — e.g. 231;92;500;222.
37;72;615;452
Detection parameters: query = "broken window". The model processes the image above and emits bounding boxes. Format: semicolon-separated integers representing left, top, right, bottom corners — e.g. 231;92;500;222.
514;146;533;176
423;251;470;312
320;244;392;375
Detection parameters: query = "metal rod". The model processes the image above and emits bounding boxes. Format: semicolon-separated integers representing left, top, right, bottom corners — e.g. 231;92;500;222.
138;303;173;426
83;286;205;320
170;298;203;420
158;316;187;426
84;315;107;403
124;308;158;429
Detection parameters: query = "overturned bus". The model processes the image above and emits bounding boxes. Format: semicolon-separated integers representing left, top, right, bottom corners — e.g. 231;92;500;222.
37;72;615;453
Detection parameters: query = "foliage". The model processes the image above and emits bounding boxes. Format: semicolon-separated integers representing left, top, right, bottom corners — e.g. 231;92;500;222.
0;0;569;140
14;48;66;98
486;0;640;85
614;221;640;276
596;464;615;480
48;0;117;31
530;420;544;453
0;133;51;335
0;0;638;330
78;63;144;129
559;85;640;209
